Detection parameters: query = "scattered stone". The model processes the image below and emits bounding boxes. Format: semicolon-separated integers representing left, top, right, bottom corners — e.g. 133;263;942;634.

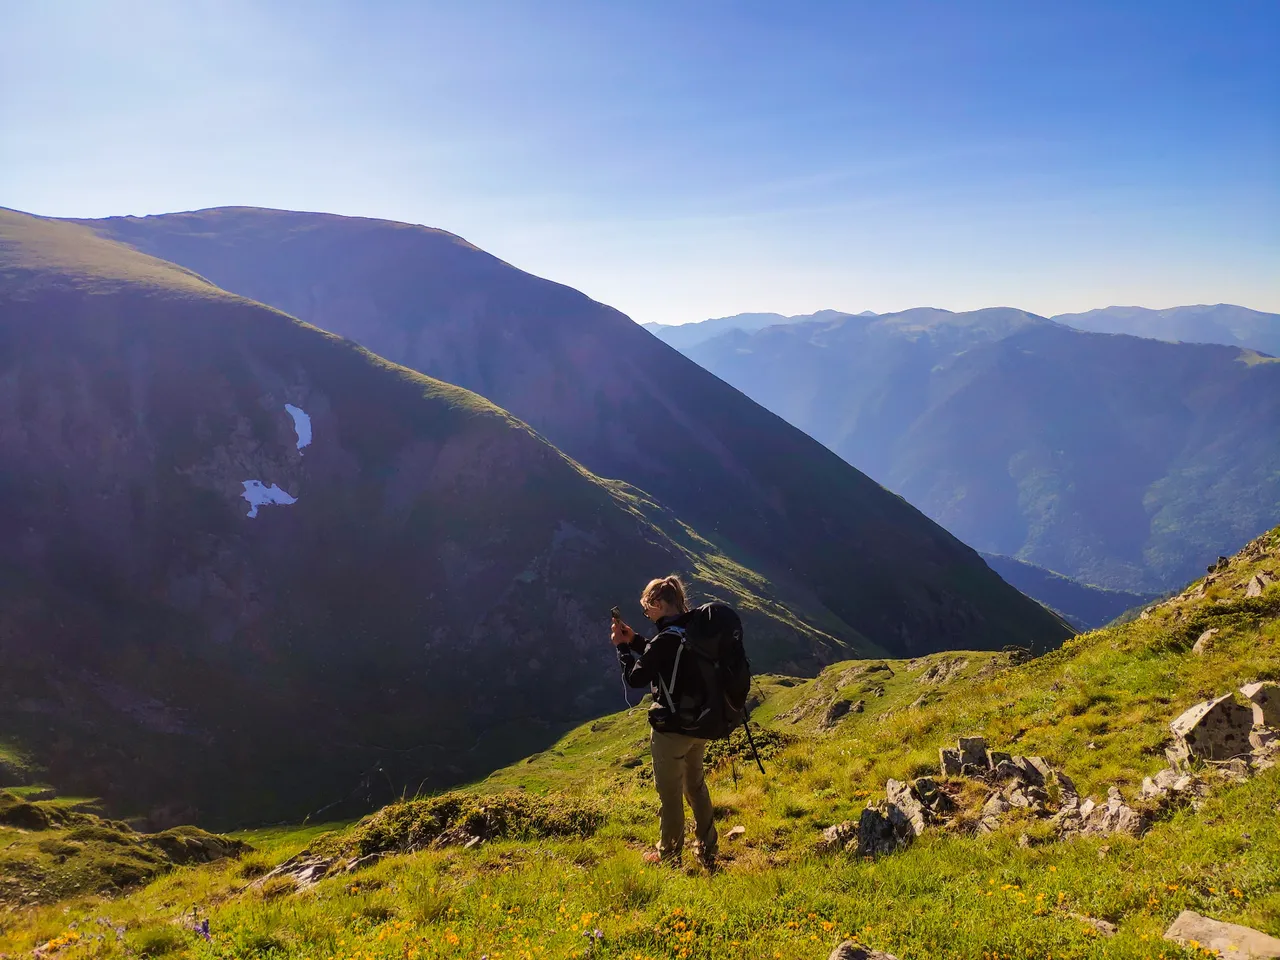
828;941;900;960
1170;694;1255;761
851;699;865;713
1163;910;1280;959
726;825;746;840
1210;758;1251;783
991;759;1022;782
1068;913;1117;936
1055;770;1079;803
939;747;963;777
986;749;1012;769
259;855;335;889
1078;798;1096;820
1192;628;1220;655
1241;681;1280;729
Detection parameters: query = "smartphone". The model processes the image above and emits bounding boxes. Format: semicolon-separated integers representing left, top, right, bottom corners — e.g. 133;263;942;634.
610;606;622;620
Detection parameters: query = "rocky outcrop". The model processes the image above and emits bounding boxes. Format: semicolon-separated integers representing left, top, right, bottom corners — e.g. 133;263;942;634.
1164;910;1280;959
1167;694;1255;763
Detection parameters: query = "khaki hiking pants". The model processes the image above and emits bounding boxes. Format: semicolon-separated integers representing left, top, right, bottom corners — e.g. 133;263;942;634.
650;729;717;860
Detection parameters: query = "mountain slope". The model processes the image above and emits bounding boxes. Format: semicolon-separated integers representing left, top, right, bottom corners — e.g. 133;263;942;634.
0;209;876;827
682;308;1280;592
978;553;1156;629
6;529;1277;958
1054;304;1280;357
77;207;1067;658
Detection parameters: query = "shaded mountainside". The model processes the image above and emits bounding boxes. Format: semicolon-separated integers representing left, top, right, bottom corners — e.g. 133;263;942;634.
978;553;1156;630
5;532;1277;958
0;209;879;827
77;207;1067;658
681;307;1280;593
1054;304;1280;358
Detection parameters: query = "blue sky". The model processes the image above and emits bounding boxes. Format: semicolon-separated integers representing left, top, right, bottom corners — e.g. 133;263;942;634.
3;1;1277;323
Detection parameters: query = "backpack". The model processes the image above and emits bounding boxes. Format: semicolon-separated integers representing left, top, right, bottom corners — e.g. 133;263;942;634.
657;602;752;740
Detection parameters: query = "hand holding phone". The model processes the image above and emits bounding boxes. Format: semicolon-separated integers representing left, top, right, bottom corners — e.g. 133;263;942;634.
610;607;635;647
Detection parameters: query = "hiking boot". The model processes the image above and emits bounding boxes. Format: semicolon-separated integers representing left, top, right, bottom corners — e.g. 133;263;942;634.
696;846;717;872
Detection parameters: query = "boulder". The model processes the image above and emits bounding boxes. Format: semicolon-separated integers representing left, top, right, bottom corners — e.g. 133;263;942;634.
1163;910;1280;959
1169;694;1255;761
829;941;900;960
854;805;901;857
1192;628;1219;655
1011;756;1052;788
958;736;988;769
1241;681;1280;729
1244;572;1276;598
939;747;963;777
885;779;927;838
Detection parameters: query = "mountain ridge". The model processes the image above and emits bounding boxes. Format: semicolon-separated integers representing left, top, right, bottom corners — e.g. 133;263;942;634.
74;205;1066;660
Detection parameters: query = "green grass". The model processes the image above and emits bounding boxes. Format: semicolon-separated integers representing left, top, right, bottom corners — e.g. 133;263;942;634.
2;528;1277;958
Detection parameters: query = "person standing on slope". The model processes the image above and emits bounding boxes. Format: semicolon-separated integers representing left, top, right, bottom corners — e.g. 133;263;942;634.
611;575;718;869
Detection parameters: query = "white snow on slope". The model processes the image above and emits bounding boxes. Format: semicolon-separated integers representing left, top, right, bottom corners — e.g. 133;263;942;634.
284;403;312;453
242;480;298;518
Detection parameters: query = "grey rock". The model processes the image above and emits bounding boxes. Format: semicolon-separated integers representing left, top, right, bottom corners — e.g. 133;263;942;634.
854;805;901;857
1170;694;1255;761
1055;770;1079;803
939;747;963;777
986;749;1012;769
851;699;865;713
828;941;900;960
1244;572;1276;599
958;736;988;768
991;759;1022;781
817;820;856;853
911;776;956;818
1082;788;1147;838
1192;628;1220;655
1241;681;1280;729
1164;910;1280;959
726;825;746;840
885;778;927;838
1078;798;1096;820
1011;755;1052;788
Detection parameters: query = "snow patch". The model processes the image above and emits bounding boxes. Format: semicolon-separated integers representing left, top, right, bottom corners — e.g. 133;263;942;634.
284;404;312;453
241;480;298;518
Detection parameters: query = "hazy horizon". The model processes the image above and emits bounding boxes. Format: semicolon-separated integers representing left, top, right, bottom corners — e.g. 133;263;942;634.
4;2;1276;323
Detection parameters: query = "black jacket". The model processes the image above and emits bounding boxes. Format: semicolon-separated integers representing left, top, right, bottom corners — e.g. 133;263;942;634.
617;613;693;731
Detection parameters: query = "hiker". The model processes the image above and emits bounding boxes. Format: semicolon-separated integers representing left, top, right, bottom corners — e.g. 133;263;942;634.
611;575;719;868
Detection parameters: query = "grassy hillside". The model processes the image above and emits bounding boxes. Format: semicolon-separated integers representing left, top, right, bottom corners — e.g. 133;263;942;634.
0;209;884;828
682;308;1280;593
4;528;1276;959
76;207;1069;659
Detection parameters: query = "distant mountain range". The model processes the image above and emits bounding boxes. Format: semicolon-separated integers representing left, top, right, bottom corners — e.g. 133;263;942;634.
666;307;1280;596
1054;304;1280;358
647;303;1279;356
0;208;1066;824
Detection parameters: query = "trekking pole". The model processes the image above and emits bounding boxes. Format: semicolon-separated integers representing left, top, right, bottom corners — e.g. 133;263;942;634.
742;719;766;775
